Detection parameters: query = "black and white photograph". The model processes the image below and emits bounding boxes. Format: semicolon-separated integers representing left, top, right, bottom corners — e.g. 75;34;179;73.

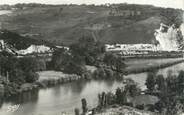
0;0;184;115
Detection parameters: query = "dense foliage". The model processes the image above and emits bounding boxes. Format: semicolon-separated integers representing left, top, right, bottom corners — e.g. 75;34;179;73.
0;55;46;96
51;36;105;75
51;36;126;77
97;79;140;109
145;71;184;115
70;36;105;65
103;52;126;72
0;30;54;50
96;70;184;115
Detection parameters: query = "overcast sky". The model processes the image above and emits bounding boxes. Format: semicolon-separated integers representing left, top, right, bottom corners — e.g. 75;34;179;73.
1;0;184;9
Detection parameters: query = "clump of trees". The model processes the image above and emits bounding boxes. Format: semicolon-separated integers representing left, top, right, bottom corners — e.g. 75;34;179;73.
93;66;123;80
51;36;126;78
50;36;105;75
70;36;105;65
0;55;46;97
97;79;140;109
145;70;184;115
50;48;86;75
103;52;126;72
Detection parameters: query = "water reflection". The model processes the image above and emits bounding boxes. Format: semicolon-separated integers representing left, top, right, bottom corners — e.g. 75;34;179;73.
0;79;123;115
0;97;3;108
5;89;39;105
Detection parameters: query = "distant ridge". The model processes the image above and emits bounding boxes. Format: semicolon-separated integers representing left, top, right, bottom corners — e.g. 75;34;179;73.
0;4;183;45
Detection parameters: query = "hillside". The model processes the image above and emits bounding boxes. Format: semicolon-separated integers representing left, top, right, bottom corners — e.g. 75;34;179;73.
0;4;183;45
0;30;54;50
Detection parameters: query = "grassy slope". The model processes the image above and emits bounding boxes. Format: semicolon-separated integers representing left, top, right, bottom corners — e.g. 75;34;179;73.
125;58;184;70
0;4;181;45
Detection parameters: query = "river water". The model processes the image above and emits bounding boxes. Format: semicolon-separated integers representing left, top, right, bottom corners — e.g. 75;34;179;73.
0;62;184;115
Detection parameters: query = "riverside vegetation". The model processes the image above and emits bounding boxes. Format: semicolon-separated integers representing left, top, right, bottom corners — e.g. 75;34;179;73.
0;34;126;98
76;70;184;115
0;32;183;99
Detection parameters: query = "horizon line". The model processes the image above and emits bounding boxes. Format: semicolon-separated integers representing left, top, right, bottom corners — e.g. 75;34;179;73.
0;2;183;10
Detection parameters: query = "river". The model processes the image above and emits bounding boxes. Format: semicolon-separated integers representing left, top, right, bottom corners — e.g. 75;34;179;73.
1;62;184;115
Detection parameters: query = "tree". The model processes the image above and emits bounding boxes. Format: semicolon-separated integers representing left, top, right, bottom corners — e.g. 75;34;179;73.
115;56;126;72
63;60;86;75
115;88;126;104
145;72;156;92
103;53;126;72
103;53;117;68
98;67;106;78
18;57;38;72
177;71;184;94
50;48;69;71
166;74;177;93
36;59;46;71
51;48;87;75
9;69;25;85
70;36;105;65
124;83;140;97
105;68;114;79
106;92;115;105
81;98;88;114
25;71;39;83
156;74;165;91
74;108;80;115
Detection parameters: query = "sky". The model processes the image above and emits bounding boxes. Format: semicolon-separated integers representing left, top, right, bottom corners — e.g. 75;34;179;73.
1;0;184;9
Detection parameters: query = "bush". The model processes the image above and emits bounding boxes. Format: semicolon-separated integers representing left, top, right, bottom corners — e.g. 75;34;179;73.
25;71;39;83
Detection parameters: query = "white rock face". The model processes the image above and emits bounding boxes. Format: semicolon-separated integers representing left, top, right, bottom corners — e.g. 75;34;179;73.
180;23;184;38
0;40;5;50
17;45;52;55
155;23;183;51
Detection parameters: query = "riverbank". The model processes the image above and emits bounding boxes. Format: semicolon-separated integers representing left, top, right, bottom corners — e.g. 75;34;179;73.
37;71;85;87
1;61;184;115
1;58;184;98
124;58;184;75
21;58;184;93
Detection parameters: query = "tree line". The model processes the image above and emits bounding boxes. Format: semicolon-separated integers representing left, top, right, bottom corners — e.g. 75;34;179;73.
145;70;184;115
50;36;126;78
0;55;46;97
89;70;184;115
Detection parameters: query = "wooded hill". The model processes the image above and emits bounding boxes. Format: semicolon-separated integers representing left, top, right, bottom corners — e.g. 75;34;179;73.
0;3;183;45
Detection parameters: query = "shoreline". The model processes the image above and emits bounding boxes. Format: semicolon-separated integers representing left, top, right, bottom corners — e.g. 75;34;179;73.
1;58;184;98
123;59;184;75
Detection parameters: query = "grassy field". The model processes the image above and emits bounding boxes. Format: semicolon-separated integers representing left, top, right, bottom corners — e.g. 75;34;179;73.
125;58;184;71
38;65;96;81
124;58;184;90
37;71;76;81
37;58;183;81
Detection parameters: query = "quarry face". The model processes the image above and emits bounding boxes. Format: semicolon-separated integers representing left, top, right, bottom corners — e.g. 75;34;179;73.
155;23;184;51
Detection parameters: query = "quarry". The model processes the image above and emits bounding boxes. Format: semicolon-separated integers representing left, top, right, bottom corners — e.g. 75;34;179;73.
106;20;184;58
